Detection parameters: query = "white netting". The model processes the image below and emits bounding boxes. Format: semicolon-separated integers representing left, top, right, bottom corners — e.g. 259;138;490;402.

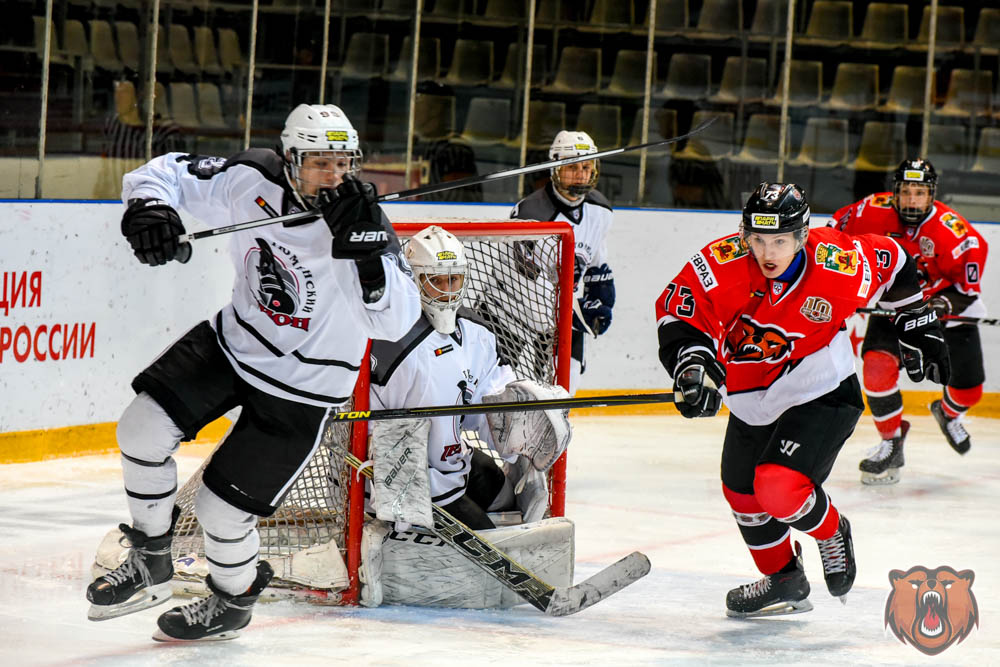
169;225;569;596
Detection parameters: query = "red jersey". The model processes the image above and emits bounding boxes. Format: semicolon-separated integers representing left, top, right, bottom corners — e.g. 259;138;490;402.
655;227;921;425
831;194;988;321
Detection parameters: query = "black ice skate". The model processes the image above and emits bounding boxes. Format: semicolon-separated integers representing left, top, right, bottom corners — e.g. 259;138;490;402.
817;515;856;602
86;509;179;621
726;542;813;618
931;399;971;454
859;420;910;485
152;560;274;642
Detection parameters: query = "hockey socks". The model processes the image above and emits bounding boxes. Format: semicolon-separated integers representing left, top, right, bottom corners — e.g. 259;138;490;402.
863;350;904;441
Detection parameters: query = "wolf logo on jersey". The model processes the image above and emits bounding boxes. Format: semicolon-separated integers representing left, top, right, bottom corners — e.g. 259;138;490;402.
726;318;799;363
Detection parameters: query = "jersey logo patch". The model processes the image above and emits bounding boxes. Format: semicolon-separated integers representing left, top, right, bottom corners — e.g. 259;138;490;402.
815;243;859;275
871;193;894;208
255;196;278;217
952;236;979;259
689;251;718;291
920;236;935;257
941;212;969;238
725;317;801;363
434;344;454;356
772;281;784;297
800;296;833;323
966;263;980;284
181;154;227;179
709;235;748;263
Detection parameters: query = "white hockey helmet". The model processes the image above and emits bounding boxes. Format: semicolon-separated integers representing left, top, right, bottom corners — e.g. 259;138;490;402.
405;225;468;334
549;130;599;198
280;103;363;207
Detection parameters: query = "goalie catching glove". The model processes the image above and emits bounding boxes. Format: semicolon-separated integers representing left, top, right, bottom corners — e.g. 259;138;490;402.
893;303;950;384
484;379;572;471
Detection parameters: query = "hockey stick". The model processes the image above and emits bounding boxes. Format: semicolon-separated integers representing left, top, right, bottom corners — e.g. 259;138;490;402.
329;391;675;423
178;117;718;244
856;307;999;326
338;446;651;616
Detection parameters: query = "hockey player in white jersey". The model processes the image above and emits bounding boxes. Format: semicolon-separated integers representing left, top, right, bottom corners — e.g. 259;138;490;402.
86;104;421;641
369;226;571;530
482;131;615;394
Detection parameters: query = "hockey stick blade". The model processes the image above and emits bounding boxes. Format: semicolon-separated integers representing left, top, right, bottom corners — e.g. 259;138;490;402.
856;307;998;326
329;391;675;423
545;551;651;617
179;117;717;243
338;446;650;615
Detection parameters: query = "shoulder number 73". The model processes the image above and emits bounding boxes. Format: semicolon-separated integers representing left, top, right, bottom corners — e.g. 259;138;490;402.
665;283;696;318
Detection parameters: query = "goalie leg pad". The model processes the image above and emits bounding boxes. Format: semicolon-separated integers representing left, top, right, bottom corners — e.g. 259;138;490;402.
371;418;434;531
484;379;572;471
360;520;391;608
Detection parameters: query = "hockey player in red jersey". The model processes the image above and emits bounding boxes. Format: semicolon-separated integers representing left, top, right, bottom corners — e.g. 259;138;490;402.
655;182;949;618
831;159;988;483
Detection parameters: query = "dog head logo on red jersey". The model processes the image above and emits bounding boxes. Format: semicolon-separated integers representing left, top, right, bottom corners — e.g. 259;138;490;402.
885;566;979;656
815;243;859;275
709;235;748;264
725;317;800;363
940;213;969;238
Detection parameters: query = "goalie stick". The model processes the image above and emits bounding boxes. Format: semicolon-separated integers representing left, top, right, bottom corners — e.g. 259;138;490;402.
338;446;650;616
328;391;675;423
857;307;999;327
177;117;718;244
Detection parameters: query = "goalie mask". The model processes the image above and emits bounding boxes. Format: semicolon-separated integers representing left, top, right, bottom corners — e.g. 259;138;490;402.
892;158;937;226
280;103;363;208
549;130;599;198
405;225;468;334
740;182;811;254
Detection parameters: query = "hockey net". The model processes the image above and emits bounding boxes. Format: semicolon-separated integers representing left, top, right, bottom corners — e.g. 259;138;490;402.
167;221;574;604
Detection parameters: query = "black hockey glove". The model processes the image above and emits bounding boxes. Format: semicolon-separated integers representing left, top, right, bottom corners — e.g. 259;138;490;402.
578;264;615;335
317;176;389;261
672;350;725;419
121;198;191;266
894;304;951;384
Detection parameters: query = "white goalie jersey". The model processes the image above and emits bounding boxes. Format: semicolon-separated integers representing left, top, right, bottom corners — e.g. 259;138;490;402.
369;310;516;505
122;149;420;407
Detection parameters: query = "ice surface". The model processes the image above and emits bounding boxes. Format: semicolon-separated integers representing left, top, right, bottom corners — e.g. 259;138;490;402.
1;414;997;665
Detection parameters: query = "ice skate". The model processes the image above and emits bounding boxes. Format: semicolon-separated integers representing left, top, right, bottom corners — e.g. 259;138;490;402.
153;560;273;642
817;515;856;602
86;510;178;621
930;399;971;454
726;542;813;618
859;420;909;485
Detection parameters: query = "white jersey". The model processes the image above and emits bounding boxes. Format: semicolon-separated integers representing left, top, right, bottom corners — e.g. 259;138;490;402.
369;312;516;505
122;149;421;407
510;182;614;295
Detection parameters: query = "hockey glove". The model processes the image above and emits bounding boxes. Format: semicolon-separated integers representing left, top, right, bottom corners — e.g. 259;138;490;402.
577;264;615;335
575;298;613;336
317;177;389;261
894;304;951;384
121;198;191;266
672;350;725;419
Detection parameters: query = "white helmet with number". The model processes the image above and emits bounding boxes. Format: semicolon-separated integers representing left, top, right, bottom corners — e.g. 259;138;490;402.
405;225;468;334
549;130;599;197
280;103;363;207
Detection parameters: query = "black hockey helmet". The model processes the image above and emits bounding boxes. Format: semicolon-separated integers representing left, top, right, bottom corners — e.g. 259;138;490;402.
892;158;937;225
740;182;811;250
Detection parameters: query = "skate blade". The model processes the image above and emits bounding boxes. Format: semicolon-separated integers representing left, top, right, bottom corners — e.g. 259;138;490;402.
860;468;901;486
152;628;241;642
87;582;173;621
726;598;814;619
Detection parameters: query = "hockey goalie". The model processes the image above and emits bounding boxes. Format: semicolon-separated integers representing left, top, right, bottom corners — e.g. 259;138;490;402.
359;225;574;608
